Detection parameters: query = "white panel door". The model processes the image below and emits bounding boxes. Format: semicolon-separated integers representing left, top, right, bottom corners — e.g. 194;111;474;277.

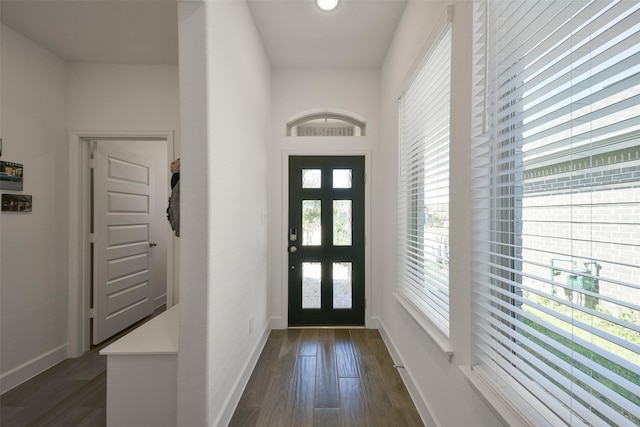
93;141;154;344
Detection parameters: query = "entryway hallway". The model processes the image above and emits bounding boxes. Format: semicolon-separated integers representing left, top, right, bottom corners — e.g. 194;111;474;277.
230;328;424;427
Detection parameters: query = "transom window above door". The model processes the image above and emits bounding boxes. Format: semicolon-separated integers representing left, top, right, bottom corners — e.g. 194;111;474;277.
286;109;366;137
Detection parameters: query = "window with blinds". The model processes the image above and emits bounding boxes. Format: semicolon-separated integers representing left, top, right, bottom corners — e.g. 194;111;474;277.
472;0;640;425
398;19;452;337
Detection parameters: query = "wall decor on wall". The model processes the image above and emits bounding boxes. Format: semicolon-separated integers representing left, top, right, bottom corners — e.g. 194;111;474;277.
0;161;24;191
2;194;32;212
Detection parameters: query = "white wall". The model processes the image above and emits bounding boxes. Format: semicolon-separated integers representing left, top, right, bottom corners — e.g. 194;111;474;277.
0;25;181;393
0;24;69;393
207;2;271;423
378;2;502;425
268;68;381;328
68;63;181;306
176;1;271;425
68;63;180;147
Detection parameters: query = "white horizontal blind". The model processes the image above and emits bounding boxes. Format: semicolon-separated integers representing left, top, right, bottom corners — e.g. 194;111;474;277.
472;0;640;425
398;22;452;335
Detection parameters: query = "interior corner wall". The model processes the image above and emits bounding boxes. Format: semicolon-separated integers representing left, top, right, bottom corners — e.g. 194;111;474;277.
176;2;210;425
268;68;381;328
207;2;271;424
378;1;503;426
0;23;69;393
176;1;271;426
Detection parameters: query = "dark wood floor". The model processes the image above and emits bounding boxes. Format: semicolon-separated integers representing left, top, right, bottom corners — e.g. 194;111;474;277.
230;328;424;427
2;323;423;427
0;306;166;427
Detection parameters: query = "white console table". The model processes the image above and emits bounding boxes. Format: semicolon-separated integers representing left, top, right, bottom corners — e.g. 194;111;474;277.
100;304;179;427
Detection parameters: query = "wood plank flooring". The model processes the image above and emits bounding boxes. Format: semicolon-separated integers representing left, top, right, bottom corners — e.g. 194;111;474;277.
230;328;424;427
0;306;165;427
2;323;423;427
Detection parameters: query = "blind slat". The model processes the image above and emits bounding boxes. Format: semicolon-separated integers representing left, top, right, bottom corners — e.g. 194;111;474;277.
398;21;452;337
472;0;640;424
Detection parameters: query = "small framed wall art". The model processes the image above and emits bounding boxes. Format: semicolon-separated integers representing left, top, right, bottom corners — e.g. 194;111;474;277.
0;161;24;191
2;194;32;212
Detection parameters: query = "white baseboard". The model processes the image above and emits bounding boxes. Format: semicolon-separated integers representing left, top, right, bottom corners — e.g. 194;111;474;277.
155;293;167;308
0;343;68;394
269;316;287;330
368;315;382;329
214;322;271;427
377;319;441;427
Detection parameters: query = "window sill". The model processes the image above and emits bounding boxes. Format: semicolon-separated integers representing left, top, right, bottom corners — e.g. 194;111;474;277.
393;291;453;361
460;365;532;427
460;365;565;427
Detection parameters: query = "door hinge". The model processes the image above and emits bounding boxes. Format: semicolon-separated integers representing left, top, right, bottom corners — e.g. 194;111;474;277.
364;172;367;183
88;233;95;243
89;158;96;169
365;299;367;309
89;308;96;319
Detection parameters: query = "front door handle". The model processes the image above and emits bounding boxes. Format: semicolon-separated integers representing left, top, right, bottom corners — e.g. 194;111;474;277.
289;245;297;253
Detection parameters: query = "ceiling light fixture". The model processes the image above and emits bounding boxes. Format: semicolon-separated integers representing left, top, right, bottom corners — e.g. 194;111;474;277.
316;0;339;12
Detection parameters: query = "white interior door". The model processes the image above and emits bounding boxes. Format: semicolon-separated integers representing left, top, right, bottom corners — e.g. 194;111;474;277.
92;141;155;344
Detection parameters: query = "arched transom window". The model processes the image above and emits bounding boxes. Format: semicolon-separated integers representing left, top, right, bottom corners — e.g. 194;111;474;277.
286;110;366;137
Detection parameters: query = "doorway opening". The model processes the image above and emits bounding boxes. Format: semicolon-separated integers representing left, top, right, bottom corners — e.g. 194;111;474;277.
68;131;175;356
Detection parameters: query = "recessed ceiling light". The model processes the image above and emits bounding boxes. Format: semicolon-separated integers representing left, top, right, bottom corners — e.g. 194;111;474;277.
316;0;339;12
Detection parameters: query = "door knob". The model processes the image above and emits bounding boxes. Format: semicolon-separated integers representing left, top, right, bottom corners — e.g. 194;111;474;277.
289;245;297;253
149;242;158;247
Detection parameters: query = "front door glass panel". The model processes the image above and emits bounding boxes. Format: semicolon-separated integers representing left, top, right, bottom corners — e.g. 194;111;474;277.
302;262;322;309
302;200;322;245
302;169;321;188
333;169;352;188
333;200;352;246
333;262;353;309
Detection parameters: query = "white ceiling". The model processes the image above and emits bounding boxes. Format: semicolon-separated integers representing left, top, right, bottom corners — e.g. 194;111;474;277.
0;0;406;68
248;0;407;69
0;1;180;65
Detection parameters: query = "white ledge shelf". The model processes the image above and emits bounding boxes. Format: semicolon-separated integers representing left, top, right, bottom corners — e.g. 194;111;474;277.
100;304;179;356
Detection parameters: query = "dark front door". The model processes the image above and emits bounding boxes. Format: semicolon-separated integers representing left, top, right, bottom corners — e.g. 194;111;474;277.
288;156;365;326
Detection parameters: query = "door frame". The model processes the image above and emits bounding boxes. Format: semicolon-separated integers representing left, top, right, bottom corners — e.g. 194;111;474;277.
280;149;372;328
67;130;175;357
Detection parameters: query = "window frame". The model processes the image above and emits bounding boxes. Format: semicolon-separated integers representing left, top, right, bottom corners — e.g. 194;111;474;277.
396;7;454;353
